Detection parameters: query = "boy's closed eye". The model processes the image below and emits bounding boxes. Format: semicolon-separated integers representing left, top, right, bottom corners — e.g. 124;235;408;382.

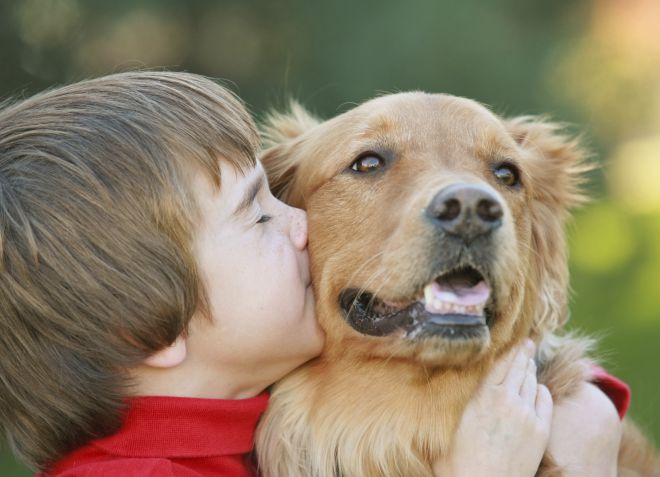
232;167;278;227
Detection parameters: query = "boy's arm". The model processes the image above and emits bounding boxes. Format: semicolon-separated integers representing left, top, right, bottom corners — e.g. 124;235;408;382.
546;368;629;477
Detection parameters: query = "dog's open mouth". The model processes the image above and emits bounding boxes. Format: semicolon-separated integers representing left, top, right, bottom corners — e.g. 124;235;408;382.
339;266;493;339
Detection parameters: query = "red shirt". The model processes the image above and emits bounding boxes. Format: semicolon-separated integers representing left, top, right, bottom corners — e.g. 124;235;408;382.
591;366;631;419
41;393;268;477
40;370;630;476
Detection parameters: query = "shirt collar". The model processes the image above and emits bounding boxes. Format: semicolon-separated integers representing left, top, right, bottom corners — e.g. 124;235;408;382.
91;393;269;458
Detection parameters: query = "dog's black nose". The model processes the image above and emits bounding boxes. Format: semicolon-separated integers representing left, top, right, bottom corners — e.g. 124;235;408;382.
426;184;503;242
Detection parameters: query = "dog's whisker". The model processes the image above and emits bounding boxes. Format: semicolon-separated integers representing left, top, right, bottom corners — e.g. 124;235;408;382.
344;250;388;289
348;266;391;317
342;252;391;318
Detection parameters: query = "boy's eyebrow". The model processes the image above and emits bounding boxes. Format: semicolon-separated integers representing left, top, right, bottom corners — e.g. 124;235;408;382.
233;173;265;216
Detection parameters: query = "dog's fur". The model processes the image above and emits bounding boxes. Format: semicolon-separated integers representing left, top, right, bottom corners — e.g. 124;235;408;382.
255;93;660;477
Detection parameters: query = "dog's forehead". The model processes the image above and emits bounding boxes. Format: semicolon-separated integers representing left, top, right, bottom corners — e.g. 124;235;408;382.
348;92;510;148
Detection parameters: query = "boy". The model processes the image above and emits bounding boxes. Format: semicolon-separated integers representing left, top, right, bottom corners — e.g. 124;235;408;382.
0;72;625;476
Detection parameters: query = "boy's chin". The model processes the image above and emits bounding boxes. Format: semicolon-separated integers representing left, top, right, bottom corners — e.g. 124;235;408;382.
282;329;325;377
298;325;325;361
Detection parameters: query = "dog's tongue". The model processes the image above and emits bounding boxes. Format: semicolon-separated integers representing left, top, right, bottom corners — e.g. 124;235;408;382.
423;280;490;314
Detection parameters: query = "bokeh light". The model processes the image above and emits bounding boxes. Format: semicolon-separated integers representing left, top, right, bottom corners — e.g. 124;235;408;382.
570;202;635;273
609;136;660;215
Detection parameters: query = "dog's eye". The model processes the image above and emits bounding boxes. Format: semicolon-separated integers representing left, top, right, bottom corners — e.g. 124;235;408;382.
493;163;521;187
350;154;385;173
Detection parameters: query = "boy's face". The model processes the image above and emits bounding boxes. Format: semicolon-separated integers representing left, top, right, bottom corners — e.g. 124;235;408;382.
186;160;324;396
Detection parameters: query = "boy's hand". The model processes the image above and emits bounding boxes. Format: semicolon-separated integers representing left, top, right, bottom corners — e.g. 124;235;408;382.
432;340;553;477
547;381;622;477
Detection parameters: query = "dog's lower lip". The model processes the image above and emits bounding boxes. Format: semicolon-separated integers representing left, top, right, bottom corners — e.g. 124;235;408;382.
426;314;486;327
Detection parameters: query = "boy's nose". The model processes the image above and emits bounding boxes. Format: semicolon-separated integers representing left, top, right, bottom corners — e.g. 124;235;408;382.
290;207;308;250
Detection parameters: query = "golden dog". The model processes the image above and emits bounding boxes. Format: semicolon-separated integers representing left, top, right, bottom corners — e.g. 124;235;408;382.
255;93;659;476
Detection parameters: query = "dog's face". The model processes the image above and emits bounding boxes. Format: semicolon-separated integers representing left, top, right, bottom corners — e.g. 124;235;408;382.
262;92;587;367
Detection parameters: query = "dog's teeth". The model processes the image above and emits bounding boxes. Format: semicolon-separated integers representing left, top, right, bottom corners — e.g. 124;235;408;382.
424;285;435;306
422;279;490;310
424;298;484;316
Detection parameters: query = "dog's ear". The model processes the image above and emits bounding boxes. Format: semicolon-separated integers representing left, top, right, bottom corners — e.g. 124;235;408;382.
259;101;321;204
505;117;593;334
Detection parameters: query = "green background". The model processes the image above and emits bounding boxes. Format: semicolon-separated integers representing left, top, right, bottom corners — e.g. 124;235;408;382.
1;0;659;474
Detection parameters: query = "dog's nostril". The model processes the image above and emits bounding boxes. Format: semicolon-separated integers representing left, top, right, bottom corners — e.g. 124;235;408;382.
437;198;461;221
476;199;503;222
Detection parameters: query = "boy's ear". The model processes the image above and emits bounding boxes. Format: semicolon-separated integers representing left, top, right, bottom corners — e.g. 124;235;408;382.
504;116;593;334
259;100;320;205
143;335;187;368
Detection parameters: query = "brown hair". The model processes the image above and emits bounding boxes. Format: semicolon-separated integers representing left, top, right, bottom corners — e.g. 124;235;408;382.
0;71;257;470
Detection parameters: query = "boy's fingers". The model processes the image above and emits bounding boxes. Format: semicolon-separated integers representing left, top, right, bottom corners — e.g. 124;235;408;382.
520;359;537;403
484;340;533;386
502;341;535;390
535;384;554;428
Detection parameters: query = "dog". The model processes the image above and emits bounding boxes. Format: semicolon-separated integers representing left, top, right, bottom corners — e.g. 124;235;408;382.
255;92;659;476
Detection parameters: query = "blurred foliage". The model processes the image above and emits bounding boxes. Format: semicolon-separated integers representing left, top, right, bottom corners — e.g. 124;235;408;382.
1;0;659;474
